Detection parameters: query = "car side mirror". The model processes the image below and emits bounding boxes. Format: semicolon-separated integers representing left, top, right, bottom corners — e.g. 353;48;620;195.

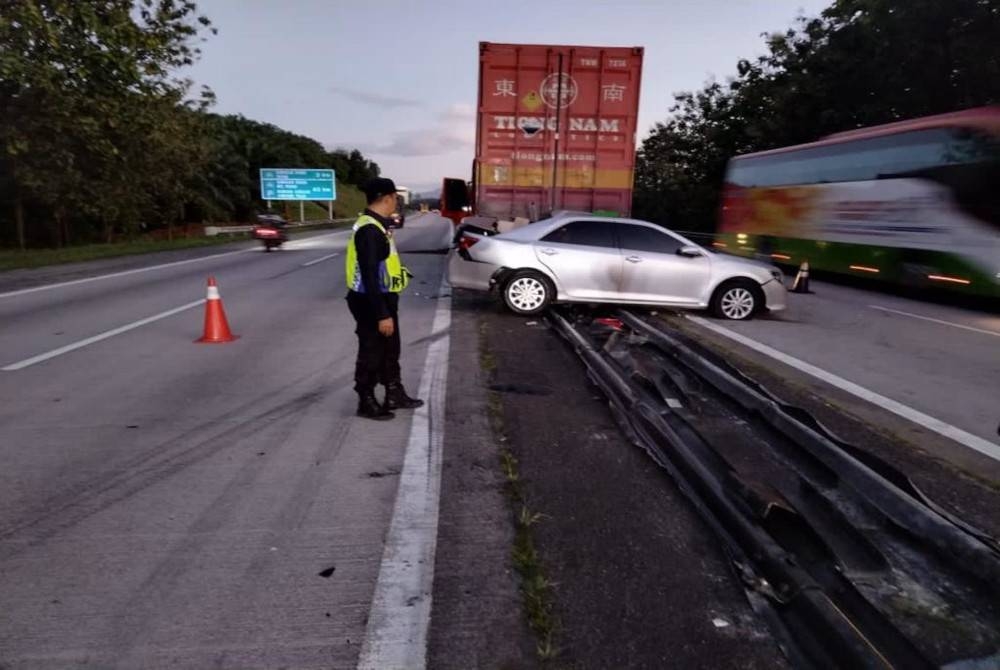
677;246;703;258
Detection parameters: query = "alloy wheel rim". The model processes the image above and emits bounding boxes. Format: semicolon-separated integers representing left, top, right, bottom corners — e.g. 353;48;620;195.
508;277;546;311
721;288;754;319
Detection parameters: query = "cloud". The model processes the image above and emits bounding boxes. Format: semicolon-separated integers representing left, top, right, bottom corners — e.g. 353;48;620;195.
442;102;475;121
375;129;471;157
330;86;422;108
357;103;476;157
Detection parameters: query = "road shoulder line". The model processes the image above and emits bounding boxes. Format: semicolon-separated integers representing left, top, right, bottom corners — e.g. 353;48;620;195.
686;315;1000;462
356;277;452;669
869;304;1000;339
0;230;351;299
0;250;253;299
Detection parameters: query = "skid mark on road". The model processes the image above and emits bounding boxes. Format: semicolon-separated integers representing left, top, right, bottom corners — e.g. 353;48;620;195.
105;389;341;664
0;370;332;557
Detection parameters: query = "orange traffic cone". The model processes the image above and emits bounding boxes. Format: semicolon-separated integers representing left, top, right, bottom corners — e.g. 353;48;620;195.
791;260;812;294
196;277;239;343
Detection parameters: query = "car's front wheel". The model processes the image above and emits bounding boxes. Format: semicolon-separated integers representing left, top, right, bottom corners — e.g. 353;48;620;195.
502;271;553;316
711;279;762;320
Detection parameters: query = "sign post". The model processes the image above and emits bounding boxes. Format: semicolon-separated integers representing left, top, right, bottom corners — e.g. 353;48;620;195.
260;169;336;213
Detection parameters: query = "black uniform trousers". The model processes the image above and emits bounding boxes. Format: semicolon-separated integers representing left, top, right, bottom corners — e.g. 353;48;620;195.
346;291;401;394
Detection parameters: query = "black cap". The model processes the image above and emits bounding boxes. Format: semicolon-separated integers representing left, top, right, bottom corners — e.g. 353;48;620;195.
363;177;398;204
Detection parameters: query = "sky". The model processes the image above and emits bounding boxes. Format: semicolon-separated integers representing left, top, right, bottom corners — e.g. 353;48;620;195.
186;0;832;194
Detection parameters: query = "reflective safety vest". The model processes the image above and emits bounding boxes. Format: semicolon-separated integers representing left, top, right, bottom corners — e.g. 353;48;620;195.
345;215;409;293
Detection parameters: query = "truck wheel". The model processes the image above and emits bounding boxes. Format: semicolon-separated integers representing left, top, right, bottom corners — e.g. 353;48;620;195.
502;271;553;316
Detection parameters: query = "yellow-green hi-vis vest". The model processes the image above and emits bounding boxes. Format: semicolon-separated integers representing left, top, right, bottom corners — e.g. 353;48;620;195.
345;215;409;293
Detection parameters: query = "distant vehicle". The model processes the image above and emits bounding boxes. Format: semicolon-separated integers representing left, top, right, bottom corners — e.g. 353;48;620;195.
253;213;288;251
396;187;411;207
442;42;645;225
439;177;472;226
717;106;1000;298
449;214;787;319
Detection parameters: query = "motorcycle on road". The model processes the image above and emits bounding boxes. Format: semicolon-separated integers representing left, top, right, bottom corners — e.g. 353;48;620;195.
252;214;289;251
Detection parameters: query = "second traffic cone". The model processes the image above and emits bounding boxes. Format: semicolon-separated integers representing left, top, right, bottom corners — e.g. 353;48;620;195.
791;260;811;294
196;276;239;343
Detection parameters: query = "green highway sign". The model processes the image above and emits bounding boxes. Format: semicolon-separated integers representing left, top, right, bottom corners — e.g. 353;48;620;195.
260;168;336;201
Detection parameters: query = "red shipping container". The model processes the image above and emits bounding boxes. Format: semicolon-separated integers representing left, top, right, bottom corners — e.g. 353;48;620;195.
473;42;644;221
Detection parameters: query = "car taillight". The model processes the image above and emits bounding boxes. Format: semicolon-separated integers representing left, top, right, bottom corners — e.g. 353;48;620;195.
458;235;479;251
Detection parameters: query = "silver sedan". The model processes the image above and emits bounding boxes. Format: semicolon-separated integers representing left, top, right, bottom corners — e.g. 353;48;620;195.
448;215;787;319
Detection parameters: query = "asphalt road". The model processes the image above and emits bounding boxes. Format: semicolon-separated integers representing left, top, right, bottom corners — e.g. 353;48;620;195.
4;215;997;667
0;213;453;668
684;279;1000;466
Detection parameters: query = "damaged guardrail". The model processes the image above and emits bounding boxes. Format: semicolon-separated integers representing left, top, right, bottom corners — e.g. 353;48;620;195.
549;307;1000;670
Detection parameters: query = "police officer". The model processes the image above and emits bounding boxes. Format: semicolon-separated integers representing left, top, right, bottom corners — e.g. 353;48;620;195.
345;177;424;420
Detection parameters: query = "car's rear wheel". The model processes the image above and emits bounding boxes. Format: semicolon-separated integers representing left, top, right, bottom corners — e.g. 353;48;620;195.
502;271;553;316
711;279;762;320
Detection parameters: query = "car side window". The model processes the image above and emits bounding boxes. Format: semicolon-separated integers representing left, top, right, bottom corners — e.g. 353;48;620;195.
541;220;616;248
618;224;683;254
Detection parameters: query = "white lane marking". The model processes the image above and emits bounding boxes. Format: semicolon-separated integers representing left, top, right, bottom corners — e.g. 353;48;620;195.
357;277;451;670
2;299;206;371
0;250;252;299
869;305;1000;339
284;230;352;251
666;398;683;409
686;315;1000;462
0;230;352;300
301;252;340;267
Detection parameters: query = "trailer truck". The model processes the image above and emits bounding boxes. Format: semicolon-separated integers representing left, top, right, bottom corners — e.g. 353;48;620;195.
441;41;644;226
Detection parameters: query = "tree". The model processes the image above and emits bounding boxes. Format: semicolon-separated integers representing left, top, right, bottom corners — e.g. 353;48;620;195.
0;2;382;246
0;0;214;247
634;0;1000;231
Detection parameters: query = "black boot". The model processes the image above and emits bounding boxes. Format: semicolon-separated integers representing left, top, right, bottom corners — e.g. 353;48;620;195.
385;382;424;410
357;391;394;420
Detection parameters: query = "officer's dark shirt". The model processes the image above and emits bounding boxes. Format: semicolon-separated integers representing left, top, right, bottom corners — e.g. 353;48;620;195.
349;209;393;320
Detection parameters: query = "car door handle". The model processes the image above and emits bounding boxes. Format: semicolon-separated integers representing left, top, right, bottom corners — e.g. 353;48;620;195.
540;248;558;256
626;255;642;263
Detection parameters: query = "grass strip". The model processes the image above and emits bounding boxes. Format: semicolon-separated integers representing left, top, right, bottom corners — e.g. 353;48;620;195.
480;319;561;662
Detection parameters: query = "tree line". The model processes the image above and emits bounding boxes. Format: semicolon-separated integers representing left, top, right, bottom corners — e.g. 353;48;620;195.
0;1;379;249
633;0;1000;232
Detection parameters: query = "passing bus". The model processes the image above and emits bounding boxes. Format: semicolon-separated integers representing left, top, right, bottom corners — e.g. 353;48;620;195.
716;107;1000;298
